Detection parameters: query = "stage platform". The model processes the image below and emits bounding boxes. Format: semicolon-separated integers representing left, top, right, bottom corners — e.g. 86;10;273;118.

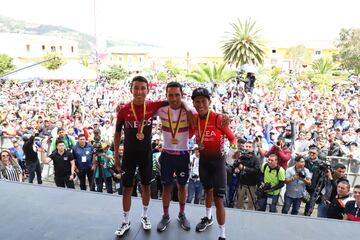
0;181;358;240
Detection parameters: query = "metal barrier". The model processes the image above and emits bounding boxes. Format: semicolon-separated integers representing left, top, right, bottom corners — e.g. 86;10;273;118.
326;156;360;187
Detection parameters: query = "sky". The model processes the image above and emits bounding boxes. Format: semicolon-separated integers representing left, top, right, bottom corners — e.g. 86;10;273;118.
0;0;359;54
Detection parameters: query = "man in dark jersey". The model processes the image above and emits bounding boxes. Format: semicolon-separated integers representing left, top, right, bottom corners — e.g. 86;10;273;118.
191;87;237;240
113;76;168;236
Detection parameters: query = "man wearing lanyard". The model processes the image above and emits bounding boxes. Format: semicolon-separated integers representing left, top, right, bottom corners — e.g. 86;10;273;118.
113;76;168;237
191;87;237;240
155;82;193;232
72;134;94;191
46;140;76;189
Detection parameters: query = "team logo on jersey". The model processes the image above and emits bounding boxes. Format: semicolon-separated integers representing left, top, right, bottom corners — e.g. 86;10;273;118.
179;172;186;177
125;117;153;128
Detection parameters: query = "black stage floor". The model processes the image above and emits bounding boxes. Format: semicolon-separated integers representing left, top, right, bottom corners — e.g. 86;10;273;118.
0;181;359;240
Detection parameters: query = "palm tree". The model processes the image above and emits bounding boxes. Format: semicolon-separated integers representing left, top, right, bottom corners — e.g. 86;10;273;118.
311;58;334;74
222;18;265;67
187;63;236;83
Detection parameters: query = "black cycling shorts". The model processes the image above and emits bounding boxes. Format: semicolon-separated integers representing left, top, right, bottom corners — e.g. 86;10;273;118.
121;150;152;187
159;151;190;186
199;155;226;197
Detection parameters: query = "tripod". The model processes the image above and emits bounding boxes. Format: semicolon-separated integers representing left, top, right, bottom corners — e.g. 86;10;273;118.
233;181;257;210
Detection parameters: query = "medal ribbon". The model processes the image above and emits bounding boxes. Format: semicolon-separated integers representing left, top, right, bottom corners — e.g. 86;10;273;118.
131;101;146;135
197;111;210;144
168;107;182;139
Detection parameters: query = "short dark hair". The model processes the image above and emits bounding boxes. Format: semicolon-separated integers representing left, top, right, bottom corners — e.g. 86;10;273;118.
334;163;346;170
294;156;305;162
354;184;360;190
78;133;86;139
131;76;148;90
166;81;183;94
56;139;65;146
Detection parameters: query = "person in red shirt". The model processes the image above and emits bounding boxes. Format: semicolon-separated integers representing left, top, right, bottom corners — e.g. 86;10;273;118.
191;87;237;240
113;76;167;237
259;137;292;170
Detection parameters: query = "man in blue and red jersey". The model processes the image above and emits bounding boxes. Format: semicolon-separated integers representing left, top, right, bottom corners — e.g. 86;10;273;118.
191;87;237;240
113;76;168;237
156;82;194;232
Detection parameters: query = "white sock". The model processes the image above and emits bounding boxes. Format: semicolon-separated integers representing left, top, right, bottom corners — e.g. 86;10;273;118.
219;224;226;238
123;211;130;224
206;207;212;219
142;205;149;218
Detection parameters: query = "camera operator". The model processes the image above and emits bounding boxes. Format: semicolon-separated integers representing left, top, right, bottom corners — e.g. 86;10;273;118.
282;156;311;215
307;161;347;217
257;154;286;213
187;145;203;204
233;141;260;210
327;180;351;219
92;143;114;194
259;137;292;170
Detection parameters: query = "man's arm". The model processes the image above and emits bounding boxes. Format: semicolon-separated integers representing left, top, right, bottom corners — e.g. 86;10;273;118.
69;160;76;180
114;119;123;171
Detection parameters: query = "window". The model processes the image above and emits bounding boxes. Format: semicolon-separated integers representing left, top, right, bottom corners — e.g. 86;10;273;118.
59;46;63;51
71;46;74;53
26;44;30;52
51;46;56;52
315;50;321;55
42;45;45;51
139;56;143;63
272;49;276;53
128;55;133;64
118;56;123;62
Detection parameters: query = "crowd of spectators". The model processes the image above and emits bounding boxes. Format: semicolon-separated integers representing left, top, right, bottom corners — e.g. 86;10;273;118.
1;72;360;221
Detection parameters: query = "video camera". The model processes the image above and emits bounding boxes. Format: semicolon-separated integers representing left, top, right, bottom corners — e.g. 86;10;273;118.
317;161;332;173
93;142;105;154
256;182;272;199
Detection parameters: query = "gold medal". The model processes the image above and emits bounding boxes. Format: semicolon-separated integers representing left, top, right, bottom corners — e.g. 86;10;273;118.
136;133;144;140
168;107;182;144
131;101;146;141
197;111;210;150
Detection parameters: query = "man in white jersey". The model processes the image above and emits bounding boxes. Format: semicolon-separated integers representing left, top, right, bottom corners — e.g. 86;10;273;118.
156;82;193;232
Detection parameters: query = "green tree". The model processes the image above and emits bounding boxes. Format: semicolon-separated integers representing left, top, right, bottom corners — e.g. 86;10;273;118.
157;71;167;81
222;18;265;67
333;28;360;75
0;53;16;76
41;52;64;70
101;65;128;82
165;60;182;77
187;63;236;83
311;58;334;74
81;56;90;67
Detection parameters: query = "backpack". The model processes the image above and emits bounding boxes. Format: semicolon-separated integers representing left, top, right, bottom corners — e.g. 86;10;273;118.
263;163;280;177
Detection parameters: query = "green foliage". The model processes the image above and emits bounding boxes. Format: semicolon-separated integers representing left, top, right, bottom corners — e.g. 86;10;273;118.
165;60;182;77
81;56;90;67
187;63;236;83
0;53;16;76
222;18;265;67
333;28;360;74
270;66;282;80
157;71;167;81
311;74;332;93
41;52;64;70
101;65;128;82
311;58;334;74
